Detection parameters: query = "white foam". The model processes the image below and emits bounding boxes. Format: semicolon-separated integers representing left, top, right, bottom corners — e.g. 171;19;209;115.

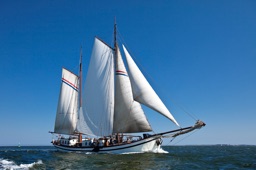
0;158;43;170
85;152;93;155
120;147;169;154
152;147;169;154
0;159;14;165
121;152;142;155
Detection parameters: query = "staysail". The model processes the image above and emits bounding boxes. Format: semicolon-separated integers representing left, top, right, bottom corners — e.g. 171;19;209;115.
113;45;152;133
122;45;180;127
54;68;79;134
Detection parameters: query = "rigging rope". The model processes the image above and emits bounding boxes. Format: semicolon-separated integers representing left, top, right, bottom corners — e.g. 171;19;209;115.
169;98;198;121
166;137;176;145
172;129;199;145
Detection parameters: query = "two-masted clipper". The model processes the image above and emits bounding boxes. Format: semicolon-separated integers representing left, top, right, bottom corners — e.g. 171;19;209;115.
50;22;205;154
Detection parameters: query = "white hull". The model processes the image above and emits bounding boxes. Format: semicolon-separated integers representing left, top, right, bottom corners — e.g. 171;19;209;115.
53;135;162;154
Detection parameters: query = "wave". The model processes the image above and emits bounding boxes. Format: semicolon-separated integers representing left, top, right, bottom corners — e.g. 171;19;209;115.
121;147;169;154
0;158;43;170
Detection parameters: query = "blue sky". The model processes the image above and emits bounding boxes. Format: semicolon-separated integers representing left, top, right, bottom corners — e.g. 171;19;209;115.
0;0;255;146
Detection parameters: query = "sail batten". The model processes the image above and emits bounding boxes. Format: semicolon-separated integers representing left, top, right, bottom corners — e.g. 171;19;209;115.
122;45;180;127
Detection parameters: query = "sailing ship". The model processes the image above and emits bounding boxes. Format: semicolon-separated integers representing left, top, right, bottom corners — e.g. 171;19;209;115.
50;22;205;153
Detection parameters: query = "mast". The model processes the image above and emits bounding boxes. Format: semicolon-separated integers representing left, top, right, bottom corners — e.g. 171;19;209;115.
114;17;117;54
78;46;83;140
113;17;119;139
79;46;82;108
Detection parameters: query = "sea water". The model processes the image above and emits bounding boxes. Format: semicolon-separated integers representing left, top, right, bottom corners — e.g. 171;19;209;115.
0;145;255;169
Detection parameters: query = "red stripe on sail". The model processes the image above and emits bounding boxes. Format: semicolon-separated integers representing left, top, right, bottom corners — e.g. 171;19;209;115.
62;78;78;90
116;70;126;74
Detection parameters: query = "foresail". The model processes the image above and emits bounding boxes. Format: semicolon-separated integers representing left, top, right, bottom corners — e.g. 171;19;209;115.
122;45;180;127
82;38;115;136
113;45;152;133
54;68;79;134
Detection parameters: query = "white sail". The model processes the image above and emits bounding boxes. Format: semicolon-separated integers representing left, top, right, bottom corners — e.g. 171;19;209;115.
122;45;180;127
54;68;79;134
113;45;152;133
82;38;115;136
75;107;94;136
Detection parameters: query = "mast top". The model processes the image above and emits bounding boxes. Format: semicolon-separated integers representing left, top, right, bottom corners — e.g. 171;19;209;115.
114;17;117;50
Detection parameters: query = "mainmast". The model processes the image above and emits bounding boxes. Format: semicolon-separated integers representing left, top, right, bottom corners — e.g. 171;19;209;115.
114;17;117;54
79;46;82;108
77;46;83;141
113;18;120;141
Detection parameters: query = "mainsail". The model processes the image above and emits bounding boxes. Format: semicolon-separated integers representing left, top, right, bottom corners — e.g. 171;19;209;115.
82;38;115;136
54;68;79;134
